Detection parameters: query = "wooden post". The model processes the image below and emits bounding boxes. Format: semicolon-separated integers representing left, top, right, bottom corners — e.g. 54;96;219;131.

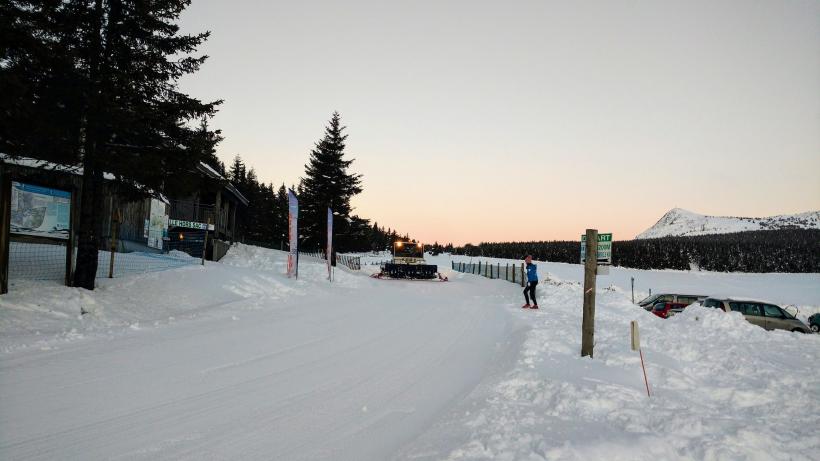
0;170;10;295
631;277;635;304
512;263;515;284
520;263;525;287
630;320;651;397
202;218;210;265
108;208;121;278
214;191;222;240
581;229;598;358
230;203;237;241
478;261;481;275
65;185;79;287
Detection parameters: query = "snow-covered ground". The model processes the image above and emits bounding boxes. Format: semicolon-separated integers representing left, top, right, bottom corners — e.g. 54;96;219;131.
7;241;200;282
0;245;818;460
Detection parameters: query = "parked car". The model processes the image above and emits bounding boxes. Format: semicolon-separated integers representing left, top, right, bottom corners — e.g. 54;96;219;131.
639;293;706;310
651;302;689;319
809;313;820;333
701;297;812;333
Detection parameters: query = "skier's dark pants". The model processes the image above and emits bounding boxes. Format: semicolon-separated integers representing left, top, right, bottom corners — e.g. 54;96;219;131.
524;281;538;305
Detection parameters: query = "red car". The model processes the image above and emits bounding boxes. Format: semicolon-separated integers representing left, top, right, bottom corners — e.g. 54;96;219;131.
651;302;689;319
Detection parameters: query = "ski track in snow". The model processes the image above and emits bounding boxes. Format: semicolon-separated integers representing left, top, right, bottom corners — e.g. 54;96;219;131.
0;246;818;460
0;247;520;460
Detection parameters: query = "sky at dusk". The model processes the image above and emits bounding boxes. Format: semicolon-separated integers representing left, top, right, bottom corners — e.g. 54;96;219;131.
178;0;820;245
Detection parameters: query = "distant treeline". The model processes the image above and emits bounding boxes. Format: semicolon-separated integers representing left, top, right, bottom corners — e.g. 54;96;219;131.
451;229;820;273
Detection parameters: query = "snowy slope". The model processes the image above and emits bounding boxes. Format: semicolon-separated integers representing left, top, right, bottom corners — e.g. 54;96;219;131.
0;246;818;460
636;208;820;239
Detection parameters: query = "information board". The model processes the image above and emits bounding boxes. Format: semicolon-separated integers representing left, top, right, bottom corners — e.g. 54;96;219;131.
10;182;71;240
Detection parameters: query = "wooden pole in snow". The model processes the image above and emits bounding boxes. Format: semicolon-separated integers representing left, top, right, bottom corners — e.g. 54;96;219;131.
631;320;651;397
108;208;121;278
201;218;210;266
581;229;598;358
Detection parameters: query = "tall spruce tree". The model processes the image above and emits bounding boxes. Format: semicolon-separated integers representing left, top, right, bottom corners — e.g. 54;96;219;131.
299;112;362;249
1;0;221;289
274;184;288;246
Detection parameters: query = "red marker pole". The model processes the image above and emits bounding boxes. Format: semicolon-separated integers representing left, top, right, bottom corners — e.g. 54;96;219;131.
631;320;651;398
639;349;651;397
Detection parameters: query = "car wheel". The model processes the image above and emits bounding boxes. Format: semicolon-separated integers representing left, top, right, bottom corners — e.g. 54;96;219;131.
791;328;807;334
811;324;819;333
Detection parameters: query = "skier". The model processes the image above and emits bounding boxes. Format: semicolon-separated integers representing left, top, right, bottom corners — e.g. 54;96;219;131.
522;255;539;309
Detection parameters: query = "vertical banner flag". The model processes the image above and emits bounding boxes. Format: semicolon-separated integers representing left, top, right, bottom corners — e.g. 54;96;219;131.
287;189;299;278
327;208;333;281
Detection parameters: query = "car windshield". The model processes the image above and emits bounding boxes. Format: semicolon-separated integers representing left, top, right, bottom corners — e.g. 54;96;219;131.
639;294;660;305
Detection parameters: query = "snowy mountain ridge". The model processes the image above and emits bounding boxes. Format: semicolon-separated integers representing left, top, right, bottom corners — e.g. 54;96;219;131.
637;208;820;239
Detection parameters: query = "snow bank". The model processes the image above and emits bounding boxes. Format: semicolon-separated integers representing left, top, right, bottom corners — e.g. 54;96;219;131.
398;255;820;461
0;245;305;354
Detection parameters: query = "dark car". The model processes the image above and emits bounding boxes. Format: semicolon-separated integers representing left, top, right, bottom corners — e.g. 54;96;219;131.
809;313;820;333
651;302;689;319
639;293;705;310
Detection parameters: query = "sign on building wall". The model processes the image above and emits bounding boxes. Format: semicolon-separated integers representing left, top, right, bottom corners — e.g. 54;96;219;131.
10;182;71;240
147;198;168;249
168;219;214;231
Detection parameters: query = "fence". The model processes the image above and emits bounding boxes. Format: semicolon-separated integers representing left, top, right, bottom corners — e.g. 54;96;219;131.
98;205;206;278
8;205;206;283
337;254;361;271
300;250;326;261
298;250;362;271
451;260;527;287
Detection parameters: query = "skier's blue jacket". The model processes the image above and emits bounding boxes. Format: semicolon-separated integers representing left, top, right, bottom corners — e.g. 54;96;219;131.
526;263;538;282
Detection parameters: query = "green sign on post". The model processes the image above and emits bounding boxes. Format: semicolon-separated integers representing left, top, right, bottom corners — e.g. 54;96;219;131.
580;233;612;264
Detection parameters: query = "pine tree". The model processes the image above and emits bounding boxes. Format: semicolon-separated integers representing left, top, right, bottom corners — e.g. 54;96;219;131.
299;112;362;250
229;155;246;186
274;184;288;246
1;0;221;289
196;119;225;177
